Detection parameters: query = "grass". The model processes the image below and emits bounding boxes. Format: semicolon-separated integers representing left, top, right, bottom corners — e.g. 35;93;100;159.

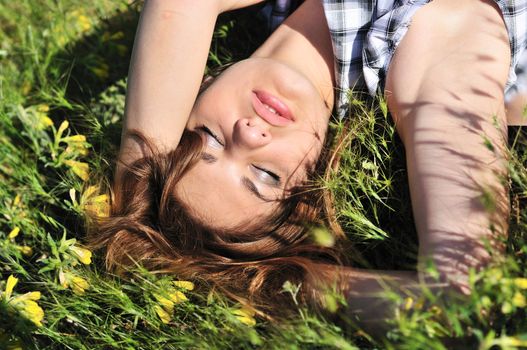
0;1;526;349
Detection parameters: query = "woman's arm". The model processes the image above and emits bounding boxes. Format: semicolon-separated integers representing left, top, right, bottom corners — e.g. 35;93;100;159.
327;0;511;334
119;0;264;172
385;0;510;291
317;266;447;334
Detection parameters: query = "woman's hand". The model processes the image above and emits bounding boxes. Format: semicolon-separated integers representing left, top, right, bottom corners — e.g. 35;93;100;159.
217;0;267;13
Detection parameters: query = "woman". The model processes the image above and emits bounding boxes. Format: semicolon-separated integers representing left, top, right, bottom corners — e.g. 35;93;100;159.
91;0;527;328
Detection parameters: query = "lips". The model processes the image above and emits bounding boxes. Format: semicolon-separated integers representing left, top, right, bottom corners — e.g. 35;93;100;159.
251;90;294;126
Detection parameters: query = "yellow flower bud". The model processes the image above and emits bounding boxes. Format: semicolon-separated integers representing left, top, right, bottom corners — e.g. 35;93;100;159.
57;120;69;137
403;297;414;311
69;245;92;265
173;281;195;291
168;290;187;304
70;276;89;295
77;14;91;32
16;245;33;256
154;305;171;324
64;160;90;181
84;194;110;218
232;307;256;327
37;104;50;113
507;337;527;347
63;134;86;143
514;278;527;289
25;291;41;301
512;292;526;308
18;300;44;327
5;275;18;300
4;277;45;328
8;227;20;240
153;293;175;312
82;185;98;198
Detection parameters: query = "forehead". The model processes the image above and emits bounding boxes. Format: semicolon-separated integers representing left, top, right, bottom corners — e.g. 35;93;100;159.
174;160;281;230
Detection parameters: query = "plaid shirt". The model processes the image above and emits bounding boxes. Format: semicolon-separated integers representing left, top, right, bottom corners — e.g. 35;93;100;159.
322;0;527;118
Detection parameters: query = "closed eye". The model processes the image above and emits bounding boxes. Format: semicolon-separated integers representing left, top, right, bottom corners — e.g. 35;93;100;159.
251;164;281;186
197;125;224;148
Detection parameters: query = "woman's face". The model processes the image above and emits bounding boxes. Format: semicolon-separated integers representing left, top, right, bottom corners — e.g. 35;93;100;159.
175;58;331;229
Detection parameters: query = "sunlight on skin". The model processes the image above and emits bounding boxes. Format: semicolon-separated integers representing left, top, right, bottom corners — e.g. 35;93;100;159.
174;0;335;229
175;58;330;229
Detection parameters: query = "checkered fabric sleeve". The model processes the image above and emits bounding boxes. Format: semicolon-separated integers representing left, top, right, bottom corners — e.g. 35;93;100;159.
322;0;527;119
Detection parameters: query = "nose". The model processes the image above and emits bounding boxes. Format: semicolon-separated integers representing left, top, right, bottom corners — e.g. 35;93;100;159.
233;117;272;149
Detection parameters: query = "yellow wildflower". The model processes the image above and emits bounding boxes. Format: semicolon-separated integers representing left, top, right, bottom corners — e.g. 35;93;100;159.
232;307;256;327
37;104;49;113
24;292;41;300
81;185;97;198
64;160;90;181
63;134;89;157
57;120;69;137
502;301;513;314
514;278;527;290
152;285;189;324
81;186;110;218
16;245;33;256
507;337;527;347
39;115;53;129
154;305;171;324
481;296;492;308
2;275;44;327
59;270;90;295
154;292;174;309
69;245;92;265
403;297;414;311
12;299;44;327
57;35;67;46
63;135;86;143
77;14;91;32
153;289;187;310
13;194;21;206
5;275;18;300
512;292;526;308
173;280;195;291
8;227;20;240
35;104;53;130
169;290;188;303
84;194;110;217
70;276;90;295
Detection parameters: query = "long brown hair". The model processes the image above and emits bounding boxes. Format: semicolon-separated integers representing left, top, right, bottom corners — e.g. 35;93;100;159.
88;125;347;316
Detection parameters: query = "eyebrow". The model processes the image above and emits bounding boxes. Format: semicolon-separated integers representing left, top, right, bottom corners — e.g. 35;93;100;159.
201;152;218;164
241;176;271;202
201;152;271;202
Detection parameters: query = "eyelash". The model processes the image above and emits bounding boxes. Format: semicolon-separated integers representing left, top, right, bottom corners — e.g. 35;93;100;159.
197;124;224;146
252;165;281;185
197;124;281;185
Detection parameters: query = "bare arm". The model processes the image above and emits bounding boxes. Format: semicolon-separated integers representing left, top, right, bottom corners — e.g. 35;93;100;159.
316;266;448;335
332;0;510;334
119;0;264;173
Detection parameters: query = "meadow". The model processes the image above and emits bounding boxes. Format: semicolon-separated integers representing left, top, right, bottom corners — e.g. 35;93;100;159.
1;0;526;349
